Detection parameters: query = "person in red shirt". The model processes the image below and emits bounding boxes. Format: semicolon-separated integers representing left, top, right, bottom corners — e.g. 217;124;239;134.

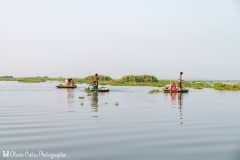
171;82;177;92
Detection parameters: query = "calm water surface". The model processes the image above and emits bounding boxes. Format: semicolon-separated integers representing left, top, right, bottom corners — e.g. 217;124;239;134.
0;82;240;160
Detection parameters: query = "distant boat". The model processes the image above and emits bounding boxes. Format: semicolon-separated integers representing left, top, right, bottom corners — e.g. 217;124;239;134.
163;88;189;93
163;72;189;93
56;78;77;89
85;86;110;92
56;84;77;89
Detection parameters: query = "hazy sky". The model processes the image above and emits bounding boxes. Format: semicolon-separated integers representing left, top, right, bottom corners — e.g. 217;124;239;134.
0;0;239;79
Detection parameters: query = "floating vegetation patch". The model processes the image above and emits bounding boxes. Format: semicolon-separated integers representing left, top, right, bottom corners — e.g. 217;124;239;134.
79;96;85;99
213;83;240;91
87;93;92;96
148;89;161;94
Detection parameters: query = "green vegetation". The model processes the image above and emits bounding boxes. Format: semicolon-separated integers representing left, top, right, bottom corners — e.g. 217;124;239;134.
79;96;85;99
114;102;119;106
148;89;161;94
120;75;158;83
184;81;212;89
0;76;15;81
47;77;66;82
99;75;169;87
0;76;48;83
0;74;240;91
16;77;48;83
78;75;113;84
213;83;240;91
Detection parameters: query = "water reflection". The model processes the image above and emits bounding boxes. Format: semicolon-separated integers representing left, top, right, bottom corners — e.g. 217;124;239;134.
170;93;177;104
167;93;184;124
65;89;75;109
177;93;183;124
90;92;99;112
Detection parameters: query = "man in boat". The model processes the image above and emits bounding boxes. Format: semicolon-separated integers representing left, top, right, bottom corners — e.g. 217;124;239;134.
65;78;75;86
70;79;75;86
91;73;99;90
63;79;71;86
178;72;184;90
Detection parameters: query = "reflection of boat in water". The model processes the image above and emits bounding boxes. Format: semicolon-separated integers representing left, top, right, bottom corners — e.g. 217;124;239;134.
65;89;75;107
167;92;184;124
85;87;110;92
91;92;99;112
177;93;183;122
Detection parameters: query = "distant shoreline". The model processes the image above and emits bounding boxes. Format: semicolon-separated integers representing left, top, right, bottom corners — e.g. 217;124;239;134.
0;75;240;91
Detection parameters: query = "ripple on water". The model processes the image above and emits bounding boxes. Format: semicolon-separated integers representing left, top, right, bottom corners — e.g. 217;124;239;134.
0;83;240;160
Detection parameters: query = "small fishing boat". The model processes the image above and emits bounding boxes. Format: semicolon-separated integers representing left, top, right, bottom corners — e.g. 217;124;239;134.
56;85;77;89
56;78;77;89
163;88;189;93
163;72;189;93
85;87;110;92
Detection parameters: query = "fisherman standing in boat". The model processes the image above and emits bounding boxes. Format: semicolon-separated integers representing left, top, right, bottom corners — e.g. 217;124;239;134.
178;72;184;90
70;78;75;86
91;73;99;90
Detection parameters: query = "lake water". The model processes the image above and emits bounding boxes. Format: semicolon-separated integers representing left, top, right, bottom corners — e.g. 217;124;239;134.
0;82;240;160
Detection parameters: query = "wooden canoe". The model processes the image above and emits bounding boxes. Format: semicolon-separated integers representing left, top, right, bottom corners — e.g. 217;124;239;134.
85;87;110;92
163;88;189;93
56;85;77;89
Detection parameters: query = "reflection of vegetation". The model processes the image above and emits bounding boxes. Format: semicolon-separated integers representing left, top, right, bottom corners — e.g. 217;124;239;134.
148;89;161;94
1;75;240;91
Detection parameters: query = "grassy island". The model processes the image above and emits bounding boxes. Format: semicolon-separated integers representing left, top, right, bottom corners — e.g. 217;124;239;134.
0;75;240;91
